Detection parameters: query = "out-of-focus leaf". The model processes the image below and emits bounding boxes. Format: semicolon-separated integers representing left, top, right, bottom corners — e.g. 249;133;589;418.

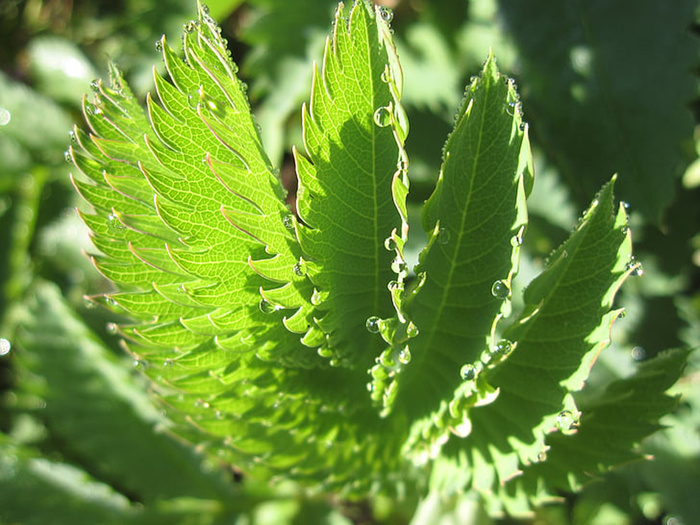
0;438;135;525
0;72;72;175
16;281;236;504
499;0;697;223
28;36;99;106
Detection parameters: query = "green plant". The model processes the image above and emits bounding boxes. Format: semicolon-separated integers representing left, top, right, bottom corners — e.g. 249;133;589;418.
1;1;696;523
61;0;685;514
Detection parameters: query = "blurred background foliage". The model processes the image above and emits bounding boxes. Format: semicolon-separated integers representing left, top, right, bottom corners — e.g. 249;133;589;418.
0;0;698;523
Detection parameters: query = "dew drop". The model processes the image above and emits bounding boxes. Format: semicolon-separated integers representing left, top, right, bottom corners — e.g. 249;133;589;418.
398;347;412;365
184;20;197;33
373;106;393;127
293;259;307;277
107;214;126;231
460;363;477;381
626;257;644;277
89;79;100;92
163;359;173;367
69;129;78;144
380;67;391;84
492;339;513;355
378;6;394;23
510;232;523;247
204;97;226;118
0;338;11;356
406;322;419;338
556;410;578;432
621;201;630;210
519;122;526;132
0;107;11;126
283;215;294;229
133;359;147;369
437;227;450;245
154;39;164;52
631;346;646;361
366;316;381;334
176;284;187;294
106;322;118;335
64;150;73;164
366;382;375;393
259;299;277;314
195;398;210;409
621;226;629;235
82;296;96;309
491;280;510;299
384;236;397;251
105;297;118;307
391;257;406;274
537;451;547;462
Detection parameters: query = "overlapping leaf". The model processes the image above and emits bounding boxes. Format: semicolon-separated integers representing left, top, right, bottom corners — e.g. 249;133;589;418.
70;0;409;495
430;179;636;499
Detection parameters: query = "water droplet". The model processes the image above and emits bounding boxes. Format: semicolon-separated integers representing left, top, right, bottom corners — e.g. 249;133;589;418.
105;296;118;307
519;122;526;132
556;410;578;432
380;67;391;84
391;257;406;274
406;322;419;338
64;150;73;164
154;39;164;52
163;359;173;367
0;338;11;356
373;106;393;127
398;347;411;365
366;316;381;334
506;101;517;116
204;97;226;118
184;20;197;33
437;227;450;245
310;288;328;306
621;201;630;210
384;236;397;251
89;79;100;92
283;215;294;229
107;213;126;231
69;130;78;144
618;309;627;319
460;363;477;381
631;346;646;361
195;398;210;409
626;257;644;277
293;259;307;277
0;107;11;126
510;232;523;247
492;339;513;355
366;382;375;393
176;284;187;294
259;299;277;314
537;451;547;462
491;280;510;299
82;296;96;309
133;359;147;369
106;322;118;335
378;6;394;23
387;280;403;293
621;226;629;235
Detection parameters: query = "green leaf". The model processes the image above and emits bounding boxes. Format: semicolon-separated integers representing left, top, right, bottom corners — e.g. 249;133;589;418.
499;0;697;222
517;349;687;495
390;55;531;436
293;0;408;366
431;178;633;500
